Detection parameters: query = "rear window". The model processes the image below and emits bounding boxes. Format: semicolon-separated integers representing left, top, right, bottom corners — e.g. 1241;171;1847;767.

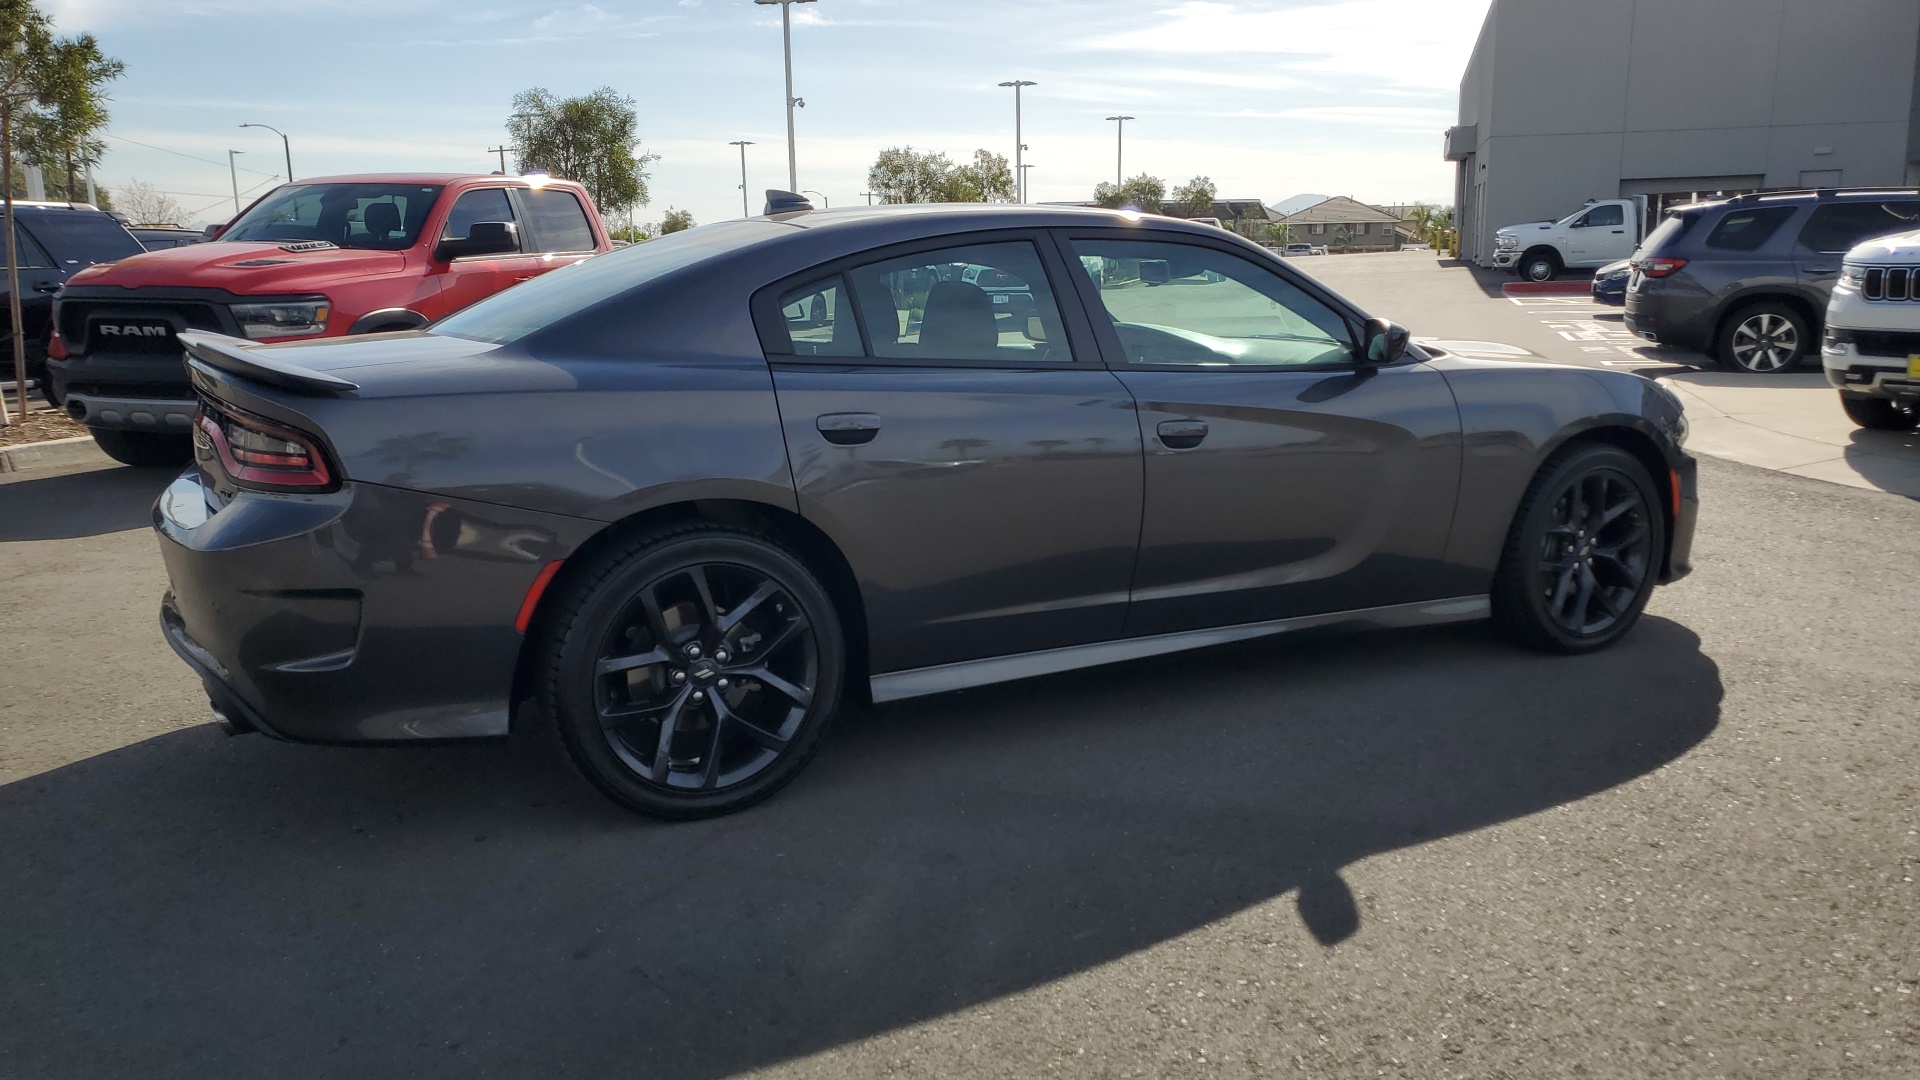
524;188;596;253
432;219;768;345
23;210;142;265
1797;201;1920;254
1636;211;1698;257
1704;206;1795;252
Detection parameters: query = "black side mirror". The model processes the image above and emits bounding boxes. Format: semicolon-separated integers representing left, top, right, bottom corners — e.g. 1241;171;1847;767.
1364;317;1411;363
435;220;519;262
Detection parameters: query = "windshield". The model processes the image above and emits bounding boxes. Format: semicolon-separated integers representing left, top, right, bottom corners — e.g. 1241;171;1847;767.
222;183;444;250
433;220;775;345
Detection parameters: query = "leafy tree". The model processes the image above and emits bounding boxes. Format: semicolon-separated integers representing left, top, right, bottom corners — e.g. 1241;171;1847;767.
114;179;186;225
659;208;694;234
608;223;650;244
1170;175;1216;218
868;146;1014;204
24;34;121;201
1262;221;1297;245
1093;173;1165;214
507;87;658;218
0;0;51;425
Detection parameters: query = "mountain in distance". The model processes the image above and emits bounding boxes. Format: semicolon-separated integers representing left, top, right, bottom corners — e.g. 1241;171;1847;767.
1269;193;1329;216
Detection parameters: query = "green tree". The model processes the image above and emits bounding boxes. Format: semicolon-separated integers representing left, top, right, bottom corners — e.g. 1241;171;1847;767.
939;149;1014;203
1093;173;1166;214
659;208;694;234
868;146;1014;204
24;33;121;201
507;87;658;218
0;0;52;426
1169;175;1216;218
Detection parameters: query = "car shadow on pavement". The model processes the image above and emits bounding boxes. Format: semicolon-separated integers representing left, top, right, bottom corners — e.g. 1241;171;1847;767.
0;463;175;541
0;616;1720;1080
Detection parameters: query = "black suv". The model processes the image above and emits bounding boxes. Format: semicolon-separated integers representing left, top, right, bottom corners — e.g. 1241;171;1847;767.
2;201;144;397
1625;189;1920;374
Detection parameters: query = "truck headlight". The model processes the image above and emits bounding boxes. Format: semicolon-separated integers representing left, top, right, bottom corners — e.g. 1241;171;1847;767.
1494;234;1518;251
231;300;330;340
1836;265;1864;292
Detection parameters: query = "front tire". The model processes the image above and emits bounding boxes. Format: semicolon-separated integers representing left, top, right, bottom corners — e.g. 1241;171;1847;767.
537;524;846;820
1839;393;1919;431
89;427;192;468
1492;445;1665;654
1520;250;1559;282
1717;303;1810;374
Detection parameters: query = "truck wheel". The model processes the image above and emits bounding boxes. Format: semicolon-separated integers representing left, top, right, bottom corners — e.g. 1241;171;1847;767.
1838;393;1920;431
1520;250;1559;282
90;427;192;468
1717;303;1809;374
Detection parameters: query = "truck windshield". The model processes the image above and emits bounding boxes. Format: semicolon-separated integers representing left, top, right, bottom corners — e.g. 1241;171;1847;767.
222;183;444;251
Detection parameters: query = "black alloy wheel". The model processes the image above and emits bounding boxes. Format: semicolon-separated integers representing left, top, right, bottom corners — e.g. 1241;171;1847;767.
1718;303;1809;374
1838;393;1920;431
540;525;844;819
1493;445;1664;654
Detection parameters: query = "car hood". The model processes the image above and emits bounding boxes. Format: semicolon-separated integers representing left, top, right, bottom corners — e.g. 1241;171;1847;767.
1597;260;1631;276
1498;221;1557;234
65;241;410;293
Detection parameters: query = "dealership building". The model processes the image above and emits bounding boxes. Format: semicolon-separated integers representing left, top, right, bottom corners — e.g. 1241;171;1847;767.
1447;0;1920;266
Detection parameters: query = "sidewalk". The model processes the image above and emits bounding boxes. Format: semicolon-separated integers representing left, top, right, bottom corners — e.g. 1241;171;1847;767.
1657;371;1920;499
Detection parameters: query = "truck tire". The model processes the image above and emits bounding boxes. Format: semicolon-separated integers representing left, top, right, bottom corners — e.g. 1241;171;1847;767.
90;427;192;468
1520;249;1560;282
1838;393;1919;431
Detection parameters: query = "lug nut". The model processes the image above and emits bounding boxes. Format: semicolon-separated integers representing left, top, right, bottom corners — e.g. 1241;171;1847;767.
686;643;702;659
714;648;730;663
670;670;687;684
716;678;729;689
691;690;705;703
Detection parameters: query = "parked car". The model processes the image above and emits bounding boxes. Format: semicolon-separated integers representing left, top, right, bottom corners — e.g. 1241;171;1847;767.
0;201;143;398
1310;244;1329;256
1822;227;1920;429
1591;259;1631;305
155;198;1698;820
1626;189;1920;374
1281;243;1314;257
1494;198;1647;281
49;172;613;466
128;224;203;251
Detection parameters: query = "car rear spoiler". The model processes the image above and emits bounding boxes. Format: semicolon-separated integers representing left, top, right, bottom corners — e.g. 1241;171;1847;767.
178;330;360;395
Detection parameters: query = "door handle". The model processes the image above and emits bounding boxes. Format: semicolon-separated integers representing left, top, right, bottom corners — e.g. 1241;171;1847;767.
32;282;60;294
1805;267;1838;278
816;412;880;446
1156;419;1209;450
1610;230;1625;234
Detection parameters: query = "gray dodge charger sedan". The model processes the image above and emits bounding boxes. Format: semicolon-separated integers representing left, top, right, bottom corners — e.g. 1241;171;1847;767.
155;196;1697;819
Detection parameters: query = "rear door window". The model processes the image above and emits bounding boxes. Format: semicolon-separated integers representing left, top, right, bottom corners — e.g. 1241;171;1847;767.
22;210;142;265
1797;201;1920;253
12;223;53;267
1636;211;1698;258
776;278;863;357
844;241;1072;363
1704;207;1795;252
440;187;520;250
524;188;597;253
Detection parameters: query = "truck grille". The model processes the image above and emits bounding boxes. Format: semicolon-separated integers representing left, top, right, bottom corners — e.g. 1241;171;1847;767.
1846;329;1920;358
1861;266;1920;301
59;299;227;354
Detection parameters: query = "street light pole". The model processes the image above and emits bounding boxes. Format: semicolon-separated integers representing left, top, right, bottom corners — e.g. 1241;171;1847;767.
239;122;293;183
754;0;816;192
227;150;244;216
997;80;1035;204
859;191;875;205
1018;164;1034;204
730;140;754;217
801;189;828;208
1105;115;1134;189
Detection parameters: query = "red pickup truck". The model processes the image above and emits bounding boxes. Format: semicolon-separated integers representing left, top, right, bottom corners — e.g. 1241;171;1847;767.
49;172;611;465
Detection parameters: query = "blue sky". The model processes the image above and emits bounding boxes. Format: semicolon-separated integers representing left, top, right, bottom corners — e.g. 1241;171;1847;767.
48;0;1492;228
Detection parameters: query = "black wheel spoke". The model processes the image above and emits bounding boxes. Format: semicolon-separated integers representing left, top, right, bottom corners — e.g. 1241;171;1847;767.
739;666;813;708
647;690;692;782
1572;565;1596;627
699;697;729;790
600;692;681;729
730;615;806;665
687;566;721;627
718;580;779;635
1548;564;1576;616
596;646;671;678
638;588;674;648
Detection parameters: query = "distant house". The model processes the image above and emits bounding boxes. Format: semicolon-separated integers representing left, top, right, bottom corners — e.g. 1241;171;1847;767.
1274;196;1404;251
1157;198;1280;241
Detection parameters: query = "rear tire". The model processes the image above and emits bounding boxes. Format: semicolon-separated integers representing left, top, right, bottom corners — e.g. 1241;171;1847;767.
1491;445;1665;655
1716;302;1810;374
1839;393;1920;430
537;523;846;820
89;427;192;468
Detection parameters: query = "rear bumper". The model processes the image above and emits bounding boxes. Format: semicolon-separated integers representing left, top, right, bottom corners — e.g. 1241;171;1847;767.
152;467;599;744
65;393;198;432
1623;288;1714;354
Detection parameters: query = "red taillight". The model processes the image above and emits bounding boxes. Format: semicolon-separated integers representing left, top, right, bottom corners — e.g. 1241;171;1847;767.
195;402;335;491
1638;257;1688;279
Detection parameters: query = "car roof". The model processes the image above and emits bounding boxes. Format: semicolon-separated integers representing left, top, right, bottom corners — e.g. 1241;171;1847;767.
770;202;1239;242
276;173;589;189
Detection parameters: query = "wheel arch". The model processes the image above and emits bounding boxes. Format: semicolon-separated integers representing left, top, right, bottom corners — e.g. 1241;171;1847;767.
1520;245;1562;273
509;497;872;720
347;307;430;335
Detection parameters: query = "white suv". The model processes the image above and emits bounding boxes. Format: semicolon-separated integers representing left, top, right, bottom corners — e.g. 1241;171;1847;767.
1823;228;1920;430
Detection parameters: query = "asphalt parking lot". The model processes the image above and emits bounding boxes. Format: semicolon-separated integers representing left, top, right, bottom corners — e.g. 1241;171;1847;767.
4;441;1918;1080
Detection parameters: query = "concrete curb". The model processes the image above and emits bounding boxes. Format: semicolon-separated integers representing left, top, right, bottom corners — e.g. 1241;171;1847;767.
0;434;108;474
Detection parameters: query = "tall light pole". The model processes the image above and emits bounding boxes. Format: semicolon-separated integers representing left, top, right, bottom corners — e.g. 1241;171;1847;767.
754;0;815;192
859;190;875;205
1105;115;1134;189
997;80;1036;204
239;122;293;183
226;150;244;216
730;140;755;217
1018;164;1034;204
801;189;829;208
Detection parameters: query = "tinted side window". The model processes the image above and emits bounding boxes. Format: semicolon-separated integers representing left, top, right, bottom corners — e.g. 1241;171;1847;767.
1070;239;1354;368
846;241;1071;363
12;223;53;267
525;189;596;253
24;211;141;264
1582;204;1624;228
1797;201;1920;253
1704;207;1794;252
441;188;519;248
777;277;862;357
